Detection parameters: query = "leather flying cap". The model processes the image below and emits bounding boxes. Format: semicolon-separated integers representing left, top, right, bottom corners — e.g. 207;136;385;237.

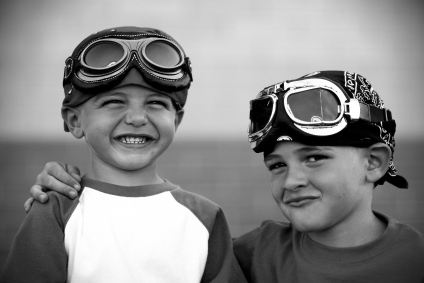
61;26;192;131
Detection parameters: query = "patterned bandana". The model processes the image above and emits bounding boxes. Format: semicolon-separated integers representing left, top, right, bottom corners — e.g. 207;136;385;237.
263;70;408;189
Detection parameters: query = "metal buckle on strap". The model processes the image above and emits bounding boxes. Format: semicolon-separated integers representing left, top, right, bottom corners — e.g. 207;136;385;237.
348;100;392;122
345;99;361;121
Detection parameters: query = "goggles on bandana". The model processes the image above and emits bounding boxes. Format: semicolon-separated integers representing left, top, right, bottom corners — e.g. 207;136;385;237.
248;78;392;151
66;37;191;83
247;70;408;189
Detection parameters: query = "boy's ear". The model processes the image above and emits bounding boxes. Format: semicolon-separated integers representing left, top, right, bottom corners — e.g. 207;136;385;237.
174;109;184;131
62;107;84;139
365;143;391;183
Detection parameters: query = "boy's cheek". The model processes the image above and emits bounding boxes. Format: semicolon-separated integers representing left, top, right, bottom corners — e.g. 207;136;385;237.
271;184;284;203
271;188;292;220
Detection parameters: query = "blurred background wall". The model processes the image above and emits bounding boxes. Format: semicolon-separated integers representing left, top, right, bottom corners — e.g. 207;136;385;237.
1;0;423;271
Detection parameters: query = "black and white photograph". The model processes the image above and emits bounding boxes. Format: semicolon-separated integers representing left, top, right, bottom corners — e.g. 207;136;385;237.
1;0;423;282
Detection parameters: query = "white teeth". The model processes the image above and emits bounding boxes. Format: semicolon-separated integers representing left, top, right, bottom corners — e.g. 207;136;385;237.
118;136;147;144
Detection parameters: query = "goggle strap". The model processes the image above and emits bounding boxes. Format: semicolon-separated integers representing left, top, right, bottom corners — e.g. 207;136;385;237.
353;101;392;123
183;57;193;82
260;83;284;97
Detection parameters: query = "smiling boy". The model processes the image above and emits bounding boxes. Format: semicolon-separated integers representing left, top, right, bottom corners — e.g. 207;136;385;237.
233;70;424;282
0;27;246;283
71;84;178;185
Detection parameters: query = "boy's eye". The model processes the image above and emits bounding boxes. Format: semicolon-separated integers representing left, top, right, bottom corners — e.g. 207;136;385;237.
102;99;124;106
306;155;325;162
148;100;170;109
267;162;286;171
150;101;166;106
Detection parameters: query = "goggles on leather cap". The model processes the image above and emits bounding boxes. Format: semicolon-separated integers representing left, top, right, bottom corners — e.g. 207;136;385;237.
248;77;392;150
61;27;193;132
63;27;192;104
67;37;191;83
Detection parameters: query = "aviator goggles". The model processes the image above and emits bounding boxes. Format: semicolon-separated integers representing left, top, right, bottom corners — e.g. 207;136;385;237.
248;78;393;150
64;36;192;84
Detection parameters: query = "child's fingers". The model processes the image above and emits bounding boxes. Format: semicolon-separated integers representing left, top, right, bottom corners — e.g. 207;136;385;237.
23;197;35;214
42;162;81;191
35;172;78;199
65;164;82;183
29;185;50;202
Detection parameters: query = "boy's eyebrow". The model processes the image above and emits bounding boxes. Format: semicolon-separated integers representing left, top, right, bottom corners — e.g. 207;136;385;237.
147;92;172;100
94;91;170;100
94;92;126;100
264;146;334;162
264;154;280;163
296;146;334;154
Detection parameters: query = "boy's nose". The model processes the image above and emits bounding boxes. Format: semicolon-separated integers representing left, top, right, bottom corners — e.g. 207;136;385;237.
283;167;308;191
124;107;148;127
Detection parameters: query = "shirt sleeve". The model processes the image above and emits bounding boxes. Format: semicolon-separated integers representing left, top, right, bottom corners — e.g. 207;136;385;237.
0;192;74;283
201;207;247;283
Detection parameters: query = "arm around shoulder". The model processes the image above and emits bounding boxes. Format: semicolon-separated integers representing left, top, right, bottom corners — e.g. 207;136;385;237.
1;192;77;282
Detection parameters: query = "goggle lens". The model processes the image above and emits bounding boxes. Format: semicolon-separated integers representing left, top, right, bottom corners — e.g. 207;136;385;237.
250;97;274;134
83;42;125;68
144;41;181;68
287;88;340;123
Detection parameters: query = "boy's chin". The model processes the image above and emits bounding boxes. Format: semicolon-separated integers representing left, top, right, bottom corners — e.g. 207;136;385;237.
291;223;320;233
286;216;328;233
114;160;155;172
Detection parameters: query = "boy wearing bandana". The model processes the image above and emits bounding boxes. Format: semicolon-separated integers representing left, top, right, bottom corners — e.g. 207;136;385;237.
18;70;424;282
234;70;424;282
0;27;246;283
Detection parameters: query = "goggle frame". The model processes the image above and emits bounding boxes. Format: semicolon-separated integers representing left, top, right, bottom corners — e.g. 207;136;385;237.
248;78;390;148
74;37;189;83
248;94;278;144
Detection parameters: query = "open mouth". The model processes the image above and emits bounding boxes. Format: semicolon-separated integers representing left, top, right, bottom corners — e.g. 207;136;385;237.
116;136;150;144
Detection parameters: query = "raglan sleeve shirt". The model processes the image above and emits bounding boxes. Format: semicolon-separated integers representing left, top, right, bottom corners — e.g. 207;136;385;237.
1;178;247;283
170;189;246;283
1;191;76;282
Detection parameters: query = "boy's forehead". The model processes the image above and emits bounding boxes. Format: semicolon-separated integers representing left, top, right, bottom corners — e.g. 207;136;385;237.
275;142;334;152
95;85;171;99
